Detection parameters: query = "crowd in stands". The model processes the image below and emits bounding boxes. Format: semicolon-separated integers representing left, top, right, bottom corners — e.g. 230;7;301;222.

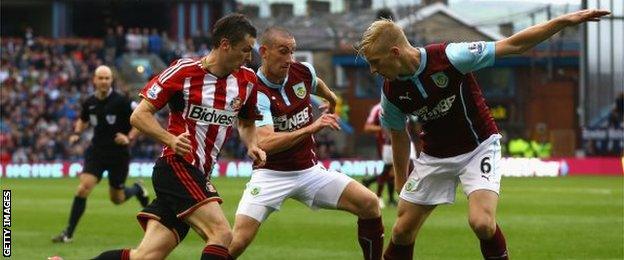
0;27;338;164
0;27;214;165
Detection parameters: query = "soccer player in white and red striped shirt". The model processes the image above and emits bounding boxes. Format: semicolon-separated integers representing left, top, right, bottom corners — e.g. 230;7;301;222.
93;14;266;260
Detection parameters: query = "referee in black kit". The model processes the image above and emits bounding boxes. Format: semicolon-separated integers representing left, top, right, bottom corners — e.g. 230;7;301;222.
52;65;149;243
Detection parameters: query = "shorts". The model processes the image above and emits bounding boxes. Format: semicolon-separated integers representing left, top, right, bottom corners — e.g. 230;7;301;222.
235;164;353;222
137;155;222;243
82;147;130;189
400;134;502;205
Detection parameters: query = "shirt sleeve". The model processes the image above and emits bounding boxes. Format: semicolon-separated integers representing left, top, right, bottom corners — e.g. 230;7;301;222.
445;41;496;74
239;83;262;121
79;101;89;122
255;92;274;127
380;94;407;131
300;62;318;94
139;60;187;110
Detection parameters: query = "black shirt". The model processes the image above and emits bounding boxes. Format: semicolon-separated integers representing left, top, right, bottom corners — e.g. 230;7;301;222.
80;90;132;152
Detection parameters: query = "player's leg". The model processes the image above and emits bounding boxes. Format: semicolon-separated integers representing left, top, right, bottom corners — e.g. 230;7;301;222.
185;202;233;260
362;174;378;188
375;164;391;208
460;135;508;259
161;156;233;259
336;181;384;260
93;198;188;259
468;190;508;259
229;169;288;257
229;213;264;258
93;220;178;260
386;165;397;206
384;154;458;259
107;156;149;207
384;201;436;260
52;166;101;243
304;166;383;260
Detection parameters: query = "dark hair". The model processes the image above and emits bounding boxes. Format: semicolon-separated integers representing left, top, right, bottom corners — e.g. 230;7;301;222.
212;13;257;49
376;8;395;20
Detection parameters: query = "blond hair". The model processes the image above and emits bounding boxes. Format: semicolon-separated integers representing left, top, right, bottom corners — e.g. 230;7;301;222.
357;19;409;58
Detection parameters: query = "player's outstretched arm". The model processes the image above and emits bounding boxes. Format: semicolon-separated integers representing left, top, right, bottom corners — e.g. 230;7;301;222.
130;99;191;156
257;114;341;155
390;129;411;193
238;118;266;167
495;9;611;57
314;77;338;114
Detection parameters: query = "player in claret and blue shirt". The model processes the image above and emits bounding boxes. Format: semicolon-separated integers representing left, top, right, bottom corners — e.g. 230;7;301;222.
357;8;611;260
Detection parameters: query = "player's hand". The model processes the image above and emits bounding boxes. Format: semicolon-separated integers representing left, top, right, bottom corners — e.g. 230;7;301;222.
310;114;341;133
114;133;130;146
69;134;80;145
247;146;267;167
560;9;611;25
170;130;192;156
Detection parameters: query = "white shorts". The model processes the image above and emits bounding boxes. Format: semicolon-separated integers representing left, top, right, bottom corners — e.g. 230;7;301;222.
400;134;502;205
235;164;353;222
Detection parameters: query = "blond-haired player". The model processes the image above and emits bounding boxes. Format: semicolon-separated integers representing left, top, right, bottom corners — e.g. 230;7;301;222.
358;9;610;259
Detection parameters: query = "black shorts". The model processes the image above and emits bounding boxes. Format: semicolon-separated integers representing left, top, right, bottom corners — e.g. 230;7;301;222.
137;155;222;243
82;147;130;189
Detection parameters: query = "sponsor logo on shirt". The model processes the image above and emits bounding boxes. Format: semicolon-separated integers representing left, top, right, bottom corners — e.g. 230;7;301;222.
187;104;237;126
273;106;311;131
292;82;306;99
468;41;486;55
431;72;449;88
146;83;162;100
229;97;242;110
411;95;456;121
399;92;412;101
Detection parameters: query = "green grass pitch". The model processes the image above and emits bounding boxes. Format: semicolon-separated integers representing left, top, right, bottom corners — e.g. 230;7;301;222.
1;176;623;259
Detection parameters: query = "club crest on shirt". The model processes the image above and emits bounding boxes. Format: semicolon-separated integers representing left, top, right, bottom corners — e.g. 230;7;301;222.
431;72;449;88
105;115;116;125
468;41;486;55
292;82;306;99
146;83;162;100
229;97;242;110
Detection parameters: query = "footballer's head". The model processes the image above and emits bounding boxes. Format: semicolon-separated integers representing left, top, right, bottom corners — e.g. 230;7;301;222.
357;19;410;80
93;65;113;94
259;26;296;80
212;13;257;72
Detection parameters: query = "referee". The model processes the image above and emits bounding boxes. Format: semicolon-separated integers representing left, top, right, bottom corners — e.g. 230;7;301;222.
52;65;149;243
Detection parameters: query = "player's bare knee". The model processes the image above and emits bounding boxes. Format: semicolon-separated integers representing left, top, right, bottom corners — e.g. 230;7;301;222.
219;228;234;245
392;222;414;241
469;215;495;238
207;223;233;246
358;192;381;218
76;184;94;197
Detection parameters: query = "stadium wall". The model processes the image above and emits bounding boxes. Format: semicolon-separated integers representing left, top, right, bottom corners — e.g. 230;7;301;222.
1;158;622;179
